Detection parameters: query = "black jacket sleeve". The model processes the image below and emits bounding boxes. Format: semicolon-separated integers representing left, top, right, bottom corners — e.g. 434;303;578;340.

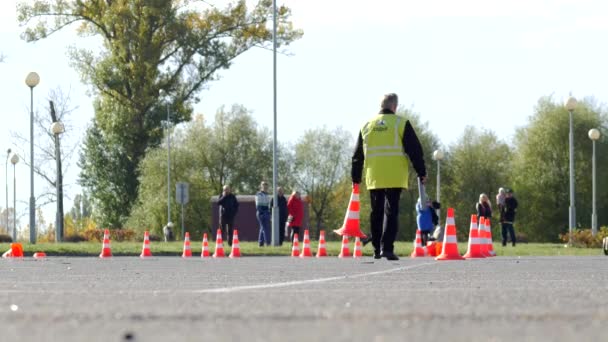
351;132;364;184
403;121;427;177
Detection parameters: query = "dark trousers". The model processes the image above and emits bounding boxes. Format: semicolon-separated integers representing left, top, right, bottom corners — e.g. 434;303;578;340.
290;226;301;245
257;211;271;246
278;217;287;245
219;216;235;246
369;188;402;255
501;222;516;246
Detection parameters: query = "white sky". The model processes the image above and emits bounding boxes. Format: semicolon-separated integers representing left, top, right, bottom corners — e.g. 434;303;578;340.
1;0;608;229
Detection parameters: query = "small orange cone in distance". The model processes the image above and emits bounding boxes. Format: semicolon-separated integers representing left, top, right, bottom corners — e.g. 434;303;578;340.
3;243;24;258
334;183;367;238
182;232;192;258
213;229;225;258
435;208;465;261
201;233;211;258
99;229;112;258
33;251;46;259
486;218;497;257
229;230;241;258
463;215;485;259
300;229;313;258
353;237;363;258
291;233;300;257
140;231;153;258
338;235;351;258
316;230;328;257
411;229;428;258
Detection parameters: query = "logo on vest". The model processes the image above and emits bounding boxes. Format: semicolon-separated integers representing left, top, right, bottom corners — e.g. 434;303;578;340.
373;119;388;132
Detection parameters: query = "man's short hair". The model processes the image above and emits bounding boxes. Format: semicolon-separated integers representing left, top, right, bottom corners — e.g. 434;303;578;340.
381;93;398;110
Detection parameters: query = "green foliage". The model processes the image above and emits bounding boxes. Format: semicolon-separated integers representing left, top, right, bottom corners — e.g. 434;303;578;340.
18;0;302;227
558;227;608;248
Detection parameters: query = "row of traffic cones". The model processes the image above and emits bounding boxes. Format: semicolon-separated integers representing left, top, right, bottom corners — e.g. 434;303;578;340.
290;230;363;258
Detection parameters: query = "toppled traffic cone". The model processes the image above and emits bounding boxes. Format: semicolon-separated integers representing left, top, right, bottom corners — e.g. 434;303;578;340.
213;229;225;258
463;215;485;259
316;230;328;258
334;183;367;238
411;229;428;258
353;237;363;258
426;241;438;257
300;229;313;258
140;231;153;258
435;208;465;261
338;235;351;258
33;252;46;259
229;230;241;258
485;218;496;257
3;243;24;258
99;229;112;258
201;233;211;258
182;232;192;258
291;233;300;257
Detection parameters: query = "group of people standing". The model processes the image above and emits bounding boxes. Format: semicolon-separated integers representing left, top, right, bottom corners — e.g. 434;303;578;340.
476;188;519;246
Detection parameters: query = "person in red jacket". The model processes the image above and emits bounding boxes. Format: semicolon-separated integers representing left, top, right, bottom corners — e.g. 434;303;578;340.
287;190;304;244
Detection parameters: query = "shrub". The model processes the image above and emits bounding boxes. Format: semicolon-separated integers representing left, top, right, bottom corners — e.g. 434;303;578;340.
0;234;12;243
149;234;162;242
558;227;608;248
64;234;86;243
82;228;137;242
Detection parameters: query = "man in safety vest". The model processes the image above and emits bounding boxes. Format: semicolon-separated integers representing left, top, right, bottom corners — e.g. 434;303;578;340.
352;93;427;260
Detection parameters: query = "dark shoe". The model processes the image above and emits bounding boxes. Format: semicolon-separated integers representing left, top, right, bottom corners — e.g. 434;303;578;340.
361;236;372;247
381;252;399;261
373;250;382;259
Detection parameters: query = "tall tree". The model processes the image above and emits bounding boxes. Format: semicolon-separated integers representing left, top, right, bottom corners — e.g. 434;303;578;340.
18;0;302;227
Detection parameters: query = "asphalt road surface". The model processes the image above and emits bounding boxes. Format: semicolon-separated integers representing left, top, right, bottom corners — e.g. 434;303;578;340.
1;255;607;342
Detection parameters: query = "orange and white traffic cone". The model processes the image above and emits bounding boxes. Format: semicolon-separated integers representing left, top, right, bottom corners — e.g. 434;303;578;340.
435;208;465;261
334;183;367;238
229;230;241;258
478;217;489;257
201;233;211;258
291;233;300;257
140;231;153;258
316;230;328;257
410;229;428;258
33;252;46;259
3;243;24;259
213;229;226;258
485;218;496;257
338;235;351;258
182;232;192;258
353;237;363;258
300;229;313;258
99;229;112;258
463;215;485;259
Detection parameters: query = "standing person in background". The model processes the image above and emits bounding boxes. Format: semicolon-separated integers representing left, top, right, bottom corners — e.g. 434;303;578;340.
218;184;239;246
496;187;506;223
287;190;304;245
351;93;427;260
476;193;492;221
255;181;271;247
270;187;288;245
501;189;518;247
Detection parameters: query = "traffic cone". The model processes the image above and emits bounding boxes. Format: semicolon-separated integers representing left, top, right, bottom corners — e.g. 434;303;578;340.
213;229;225;258
338;235;351;258
140;231;153;258
229;230;241;258
410;229;428;258
33;252;46;259
182;232;192;258
463;215;485;259
316;230;328;257
99;229;112;258
201;233;211;258
478;217;489;257
2;243;24;259
353;237;363;258
426;241;438;257
485;218;497;257
300;229;313;258
291;233;300;257
435;208;465;261
334;183;367;238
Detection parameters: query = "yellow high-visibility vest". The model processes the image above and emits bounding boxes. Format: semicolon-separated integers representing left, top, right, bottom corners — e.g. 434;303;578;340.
361;114;409;189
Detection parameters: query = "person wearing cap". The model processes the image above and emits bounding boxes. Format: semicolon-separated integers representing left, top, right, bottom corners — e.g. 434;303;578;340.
352;93;427;260
501;188;518;246
255;181;271;246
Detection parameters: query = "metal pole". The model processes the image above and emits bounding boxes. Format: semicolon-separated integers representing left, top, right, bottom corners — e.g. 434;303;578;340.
181;203;185;238
54;132;63;242
13;163;16;242
591;139;597;236
436;159;441;226
5;150;9;235
29;87;36;244
167;102;171;226
568;110;575;246
271;0;279;246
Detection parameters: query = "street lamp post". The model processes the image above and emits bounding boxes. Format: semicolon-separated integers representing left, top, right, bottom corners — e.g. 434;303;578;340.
166;102;172;236
25;72;40;244
51;121;65;242
588;128;601;236
565;96;577;246
10;154;19;241
433;149;444;226
271;0;279;246
5;148;10;235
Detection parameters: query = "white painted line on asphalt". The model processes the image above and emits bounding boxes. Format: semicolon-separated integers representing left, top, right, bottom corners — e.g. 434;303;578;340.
194;262;437;294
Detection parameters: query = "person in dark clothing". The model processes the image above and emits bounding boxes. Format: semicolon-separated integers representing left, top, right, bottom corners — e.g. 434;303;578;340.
501;189;518;246
476;193;492;222
352;93;427;261
218;185;239;246
270;187;288;245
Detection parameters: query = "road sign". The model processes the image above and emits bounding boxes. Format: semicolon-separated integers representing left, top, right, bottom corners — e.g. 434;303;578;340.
176;182;189;205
